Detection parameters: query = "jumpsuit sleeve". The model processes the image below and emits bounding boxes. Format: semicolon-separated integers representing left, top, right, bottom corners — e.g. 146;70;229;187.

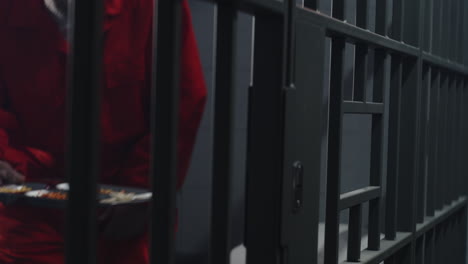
0;72;54;177
116;0;207;189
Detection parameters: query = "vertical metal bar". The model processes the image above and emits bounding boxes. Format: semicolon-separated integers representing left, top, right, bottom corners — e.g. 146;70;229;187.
457;0;463;64
375;0;387;36
397;57;418;233
283;0;296;89
210;2;237;264
443;0;450;60
416;64;429;223
391;0;404;41
424;230;435;264
245;13;284;264
65;0;103;263
304;0;318;10
149;0;182;263
458;79;465;198
415;237;424;264
324;38;345;264
447;77;455;204
332;0;345;20
426;69;439;216
356;0;368;29
402;0;420;46
437;73;448;208
353;45;368;102
431;0;441;56
423;0;433;52
368;49;386;250
385;55;402;240
347;205;362;262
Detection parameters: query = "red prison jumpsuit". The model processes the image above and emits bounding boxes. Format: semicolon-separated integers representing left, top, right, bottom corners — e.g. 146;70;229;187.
0;0;207;263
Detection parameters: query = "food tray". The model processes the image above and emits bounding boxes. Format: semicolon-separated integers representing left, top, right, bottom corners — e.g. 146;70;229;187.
0;182;152;209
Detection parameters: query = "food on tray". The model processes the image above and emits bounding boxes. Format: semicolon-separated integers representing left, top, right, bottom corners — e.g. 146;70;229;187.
0;185;32;193
40;192;67;200
100;188;124;195
101;191;136;204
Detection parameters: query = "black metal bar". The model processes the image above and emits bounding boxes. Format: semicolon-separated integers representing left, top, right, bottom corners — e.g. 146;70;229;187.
353;45;368;102
339;187;381;210
431;0;441;55
385;55;402;240
65;0;103;263
397;57;418;233
415;237;424;264
416;64;429;223
245;13;284;263
368;49;386;251
424;230;435;264
342;102;384;115
423;0;433;52
375;0;386;36
402;0;420;47
347;204;363;262
149;0;182;263
324;38;345;264
390;0;403;41
332;0;344;20
437;73;448;209
303;0;317;10
426;69;440;216
210;2;237;264
283;0;296;89
356;0;367;30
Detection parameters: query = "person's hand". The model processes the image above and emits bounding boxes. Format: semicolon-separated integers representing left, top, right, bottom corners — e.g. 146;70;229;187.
0;161;25;185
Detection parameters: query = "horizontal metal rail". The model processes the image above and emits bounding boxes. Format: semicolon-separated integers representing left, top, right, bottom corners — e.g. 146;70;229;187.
339;187;381;210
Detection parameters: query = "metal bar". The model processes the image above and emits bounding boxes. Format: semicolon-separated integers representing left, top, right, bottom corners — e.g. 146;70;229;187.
415;237;424;264
210;2;237;264
339;187;381;210
283;0;296;89
423;0;433;52
437;73;448;209
391;0;403;41
431;0;441;55
426;69;440;216
424;230;435;264
416;64;429;223
456;78;463;199
356;0;368;29
324;38;346;264
149;0;182;263
332;0;344;20
65;0;103;263
375;0;387;36
303;0;317;11
402;0;419;47
385;55;402;240
353;45;368;102
397;57;418;233
422;52;468;76
245;13;284;263
347;204;363;262
342;102;384;114
368;49;386;251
